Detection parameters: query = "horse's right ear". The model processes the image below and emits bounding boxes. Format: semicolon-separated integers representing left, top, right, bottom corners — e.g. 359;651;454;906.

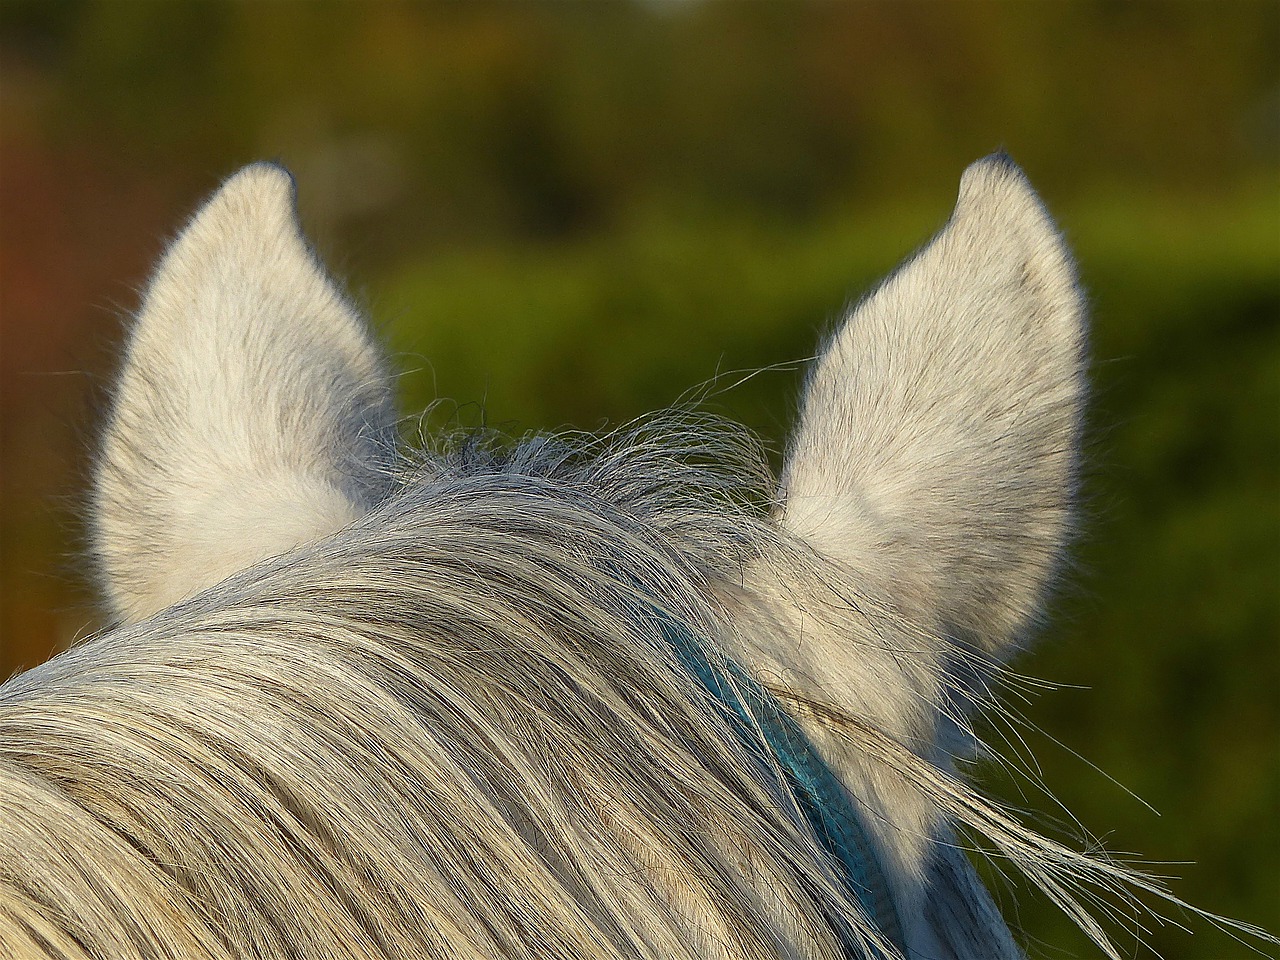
779;155;1086;658
93;163;398;623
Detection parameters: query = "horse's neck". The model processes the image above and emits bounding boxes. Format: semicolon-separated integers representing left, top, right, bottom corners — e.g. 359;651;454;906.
712;568;1025;960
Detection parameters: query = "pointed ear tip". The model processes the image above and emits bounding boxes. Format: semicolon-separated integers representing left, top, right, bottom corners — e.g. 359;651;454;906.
164;161;303;262
953;154;1078;269
956;152;1045;215
217;161;298;208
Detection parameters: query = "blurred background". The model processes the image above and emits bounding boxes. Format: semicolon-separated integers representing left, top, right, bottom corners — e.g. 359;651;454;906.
0;1;1275;955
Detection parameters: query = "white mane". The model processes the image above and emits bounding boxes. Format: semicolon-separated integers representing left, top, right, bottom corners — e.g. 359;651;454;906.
1;158;1269;959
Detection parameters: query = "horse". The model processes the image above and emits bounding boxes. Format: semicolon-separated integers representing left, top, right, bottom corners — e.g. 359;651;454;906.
0;155;1266;959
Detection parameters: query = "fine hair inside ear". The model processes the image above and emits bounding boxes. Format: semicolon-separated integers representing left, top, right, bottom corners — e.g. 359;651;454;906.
779;153;1086;661
93;163;398;623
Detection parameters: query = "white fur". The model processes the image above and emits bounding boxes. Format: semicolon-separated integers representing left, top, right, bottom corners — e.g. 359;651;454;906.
5;156;1265;960
93;163;397;623
719;155;1085;955
780;155;1084;654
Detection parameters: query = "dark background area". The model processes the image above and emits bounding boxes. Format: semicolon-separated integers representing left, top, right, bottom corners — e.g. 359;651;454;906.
1;2;1276;956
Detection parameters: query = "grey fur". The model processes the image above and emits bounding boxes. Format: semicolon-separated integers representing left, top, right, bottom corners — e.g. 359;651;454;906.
2;158;1270;960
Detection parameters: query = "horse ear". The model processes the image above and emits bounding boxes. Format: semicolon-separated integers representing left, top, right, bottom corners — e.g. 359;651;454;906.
779;155;1086;657
94;163;397;623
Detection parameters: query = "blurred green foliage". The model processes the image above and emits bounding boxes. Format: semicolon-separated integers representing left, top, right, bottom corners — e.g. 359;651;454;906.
0;2;1276;956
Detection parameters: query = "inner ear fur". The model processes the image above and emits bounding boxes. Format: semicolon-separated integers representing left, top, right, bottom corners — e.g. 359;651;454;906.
779;154;1086;659
93;163;397;623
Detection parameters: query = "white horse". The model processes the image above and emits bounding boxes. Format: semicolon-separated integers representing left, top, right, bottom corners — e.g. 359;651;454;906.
0;157;1266;959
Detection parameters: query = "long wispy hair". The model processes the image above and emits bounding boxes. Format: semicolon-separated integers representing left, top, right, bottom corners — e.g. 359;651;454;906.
1;158;1270;960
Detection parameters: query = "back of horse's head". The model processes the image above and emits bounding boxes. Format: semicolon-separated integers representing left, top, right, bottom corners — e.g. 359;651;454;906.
4;157;1265;959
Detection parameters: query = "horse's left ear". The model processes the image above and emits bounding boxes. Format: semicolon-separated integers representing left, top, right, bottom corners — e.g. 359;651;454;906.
780;154;1086;658
93;163;397;623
